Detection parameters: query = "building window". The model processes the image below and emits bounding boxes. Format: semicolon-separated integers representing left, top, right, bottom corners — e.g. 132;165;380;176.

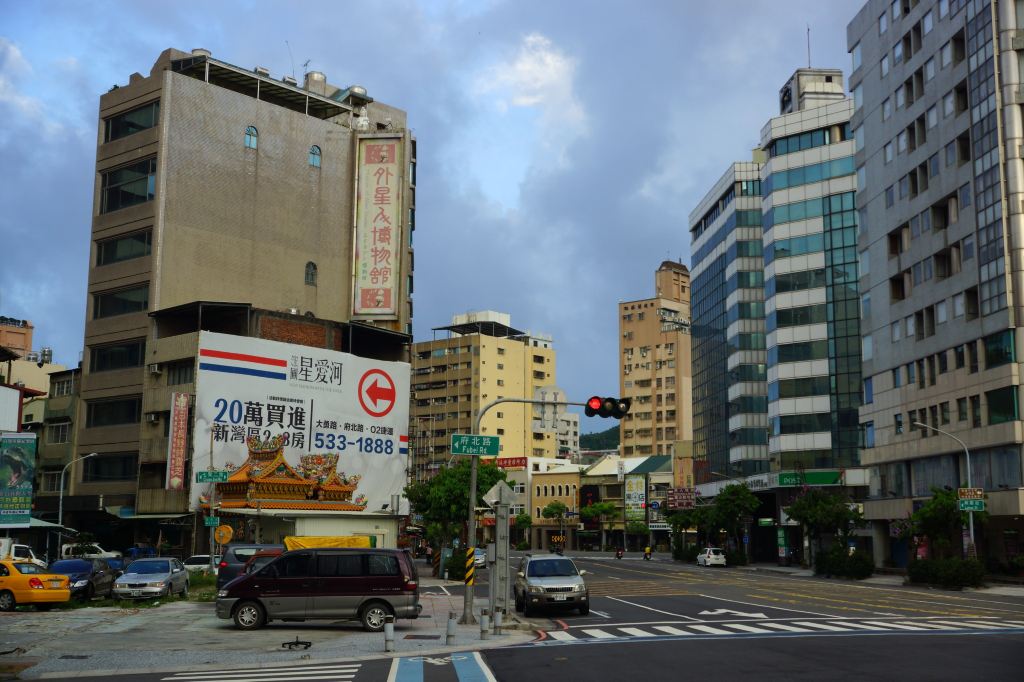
863;421;875;448
244;126;259;149
166;360;195;386
882;97;892;120
90;340;144;372
104;101;159;142
305;262;317;286
957;397;968;421
879;11;888;34
101;158;156;213
86;397;142;427
894;413;904;434
308;145;321;167
852;42;862;71
880;55;890;77
986;387;1017;425
40;471;62;493
97;230;152;266
93;285;148;319
47;422;70;444
51;377;74;397
83;453;138;483
863;377;874;404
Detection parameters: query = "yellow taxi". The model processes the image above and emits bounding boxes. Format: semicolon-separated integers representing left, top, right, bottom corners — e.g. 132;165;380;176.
0;559;71;611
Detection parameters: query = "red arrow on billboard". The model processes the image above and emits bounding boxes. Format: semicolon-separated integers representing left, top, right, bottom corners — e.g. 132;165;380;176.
358;369;397;418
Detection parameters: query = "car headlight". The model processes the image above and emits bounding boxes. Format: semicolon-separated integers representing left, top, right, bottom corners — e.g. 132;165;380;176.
574;583;586;592
217;590;229;598
73;580;90;588
147;581;166;588
527;585;544;594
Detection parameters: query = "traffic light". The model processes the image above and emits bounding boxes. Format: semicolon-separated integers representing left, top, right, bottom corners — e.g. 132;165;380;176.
585;396;631;419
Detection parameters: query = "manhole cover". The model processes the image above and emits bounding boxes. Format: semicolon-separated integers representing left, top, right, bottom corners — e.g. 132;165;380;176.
404;635;441;640
59;655;91;660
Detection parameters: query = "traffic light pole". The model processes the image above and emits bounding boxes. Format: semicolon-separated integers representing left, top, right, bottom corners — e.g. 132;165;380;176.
462;397;588;625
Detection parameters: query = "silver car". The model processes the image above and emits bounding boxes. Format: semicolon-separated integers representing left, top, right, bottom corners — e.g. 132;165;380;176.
514;553;589;617
113;558;189;599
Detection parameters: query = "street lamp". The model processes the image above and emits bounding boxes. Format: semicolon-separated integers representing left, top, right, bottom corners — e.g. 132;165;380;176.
58;452;98;555
913;422;975;553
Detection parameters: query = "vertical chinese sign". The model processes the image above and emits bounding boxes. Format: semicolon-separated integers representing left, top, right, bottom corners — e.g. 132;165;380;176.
354;137;403;318
624;473;646;522
166;392;190;490
0;432;37;528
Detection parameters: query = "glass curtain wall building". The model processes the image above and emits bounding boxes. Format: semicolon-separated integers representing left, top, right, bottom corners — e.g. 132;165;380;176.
848;0;1024;567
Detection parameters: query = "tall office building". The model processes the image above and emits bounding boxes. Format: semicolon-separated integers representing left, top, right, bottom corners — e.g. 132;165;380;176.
70;48;415;535
849;0;1024;565
409;311;559;480
618;261;693;458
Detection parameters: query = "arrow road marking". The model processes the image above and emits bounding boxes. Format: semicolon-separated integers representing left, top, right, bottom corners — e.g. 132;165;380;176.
698;608;767;619
697;593;837;618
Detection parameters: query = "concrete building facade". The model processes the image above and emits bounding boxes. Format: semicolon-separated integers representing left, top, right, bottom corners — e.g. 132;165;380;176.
618;261;693;459
849;0;1024;566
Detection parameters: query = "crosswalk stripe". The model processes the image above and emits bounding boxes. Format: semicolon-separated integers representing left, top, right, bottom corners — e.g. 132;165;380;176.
547;631;577;641
164;676;355;682
859;621;929;631
930;620;1005;630
652;626;692;635
581;628;618;639
721;623;773;634
891;621;955;630
618;627;653;637
792;621;854;632
759;622;814;633
168;667;360;679
830;621;890;631
688;624;735;635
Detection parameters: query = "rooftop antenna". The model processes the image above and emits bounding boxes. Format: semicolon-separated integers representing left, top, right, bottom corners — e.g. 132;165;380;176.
285;40;296;79
302;59;311;79
807;25;811;68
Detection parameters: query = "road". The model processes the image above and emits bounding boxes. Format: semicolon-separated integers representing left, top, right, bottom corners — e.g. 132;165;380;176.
23;554;1024;681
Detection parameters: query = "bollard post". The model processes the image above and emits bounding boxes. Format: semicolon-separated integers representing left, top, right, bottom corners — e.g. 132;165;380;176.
493;608;503;635
446;611;457;645
384;615;395;652
480;608;490;640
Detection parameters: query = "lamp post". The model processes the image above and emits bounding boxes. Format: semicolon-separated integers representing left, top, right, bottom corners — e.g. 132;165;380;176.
913;422;975;554
57;452;98;556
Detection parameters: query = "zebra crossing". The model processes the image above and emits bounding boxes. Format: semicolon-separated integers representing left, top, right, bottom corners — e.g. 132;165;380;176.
161;662;362;682
538;618;1024;643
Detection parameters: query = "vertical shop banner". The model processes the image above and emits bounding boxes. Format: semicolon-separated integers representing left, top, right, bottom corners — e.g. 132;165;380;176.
0;432;37;528
166;392;190;490
625;473;646;522
353;136;403;318
190;331;410;513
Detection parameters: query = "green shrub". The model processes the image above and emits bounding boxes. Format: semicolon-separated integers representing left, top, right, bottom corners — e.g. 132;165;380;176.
845;550;875;579
724;550;747;566
907;558;984;588
443;552;466;581
673;544;700;562
816;546;873;579
515;540;530;551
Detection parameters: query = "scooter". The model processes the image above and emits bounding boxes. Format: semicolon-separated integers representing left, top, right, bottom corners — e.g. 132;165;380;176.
615;548;624;559
643;548;652;561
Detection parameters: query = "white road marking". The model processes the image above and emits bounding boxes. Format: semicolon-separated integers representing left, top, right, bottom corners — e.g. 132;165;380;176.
167;667;360;680
618;627;653;637
859;621;928;631
604;596;703;621
697;592;837;618
688;624;736;635
581;628;617;639
547;630;576;641
830;621;890;631
165;676;355;682
439;585;451;596
588;610;611;618
472;652;499;682
652;625;692;635
792;621;854;632
891;621;954;630
758;622;813;633
721;623;773;634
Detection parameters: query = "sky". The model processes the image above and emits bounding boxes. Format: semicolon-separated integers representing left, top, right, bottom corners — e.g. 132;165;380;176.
0;0;864;431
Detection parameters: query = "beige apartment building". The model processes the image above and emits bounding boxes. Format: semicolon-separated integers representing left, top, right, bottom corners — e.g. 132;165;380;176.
410;311;558;481
619;261;693;457
69;48;415;547
530;464;584;550
0;317;33;357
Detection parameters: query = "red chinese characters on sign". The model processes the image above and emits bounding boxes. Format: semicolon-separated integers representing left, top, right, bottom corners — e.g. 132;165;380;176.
479;457;528;470
166;392;190;490
355;139;402;316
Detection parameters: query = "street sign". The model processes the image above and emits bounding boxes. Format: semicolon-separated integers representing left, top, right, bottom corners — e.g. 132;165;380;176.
667;487;696;510
958;499;985;512
532;386;567;432
196;470;229;483
204;516;220;527
214;525;233;544
758;517;774;526
957;487;984;500
743;534;750;545
450;434;500;456
483;480;517;507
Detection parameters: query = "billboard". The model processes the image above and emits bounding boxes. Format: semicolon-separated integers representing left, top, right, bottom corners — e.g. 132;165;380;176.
166;392;190;490
625;473;646;522
0;432;36;528
190;331;410;513
353;136;404;318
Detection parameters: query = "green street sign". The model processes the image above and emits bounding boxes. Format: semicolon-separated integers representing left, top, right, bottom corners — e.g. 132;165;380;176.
204;516;220;527
778;470;843;487
958;499;985;512
758;517;774;527
450;434;500;456
196;470;229;483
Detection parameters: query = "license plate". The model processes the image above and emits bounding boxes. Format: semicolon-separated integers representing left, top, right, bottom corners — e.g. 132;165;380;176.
49;581;61;588
130;590;141;597
554;595;567;601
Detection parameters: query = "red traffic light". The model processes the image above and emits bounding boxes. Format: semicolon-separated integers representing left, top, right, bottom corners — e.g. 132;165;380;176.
584;396;631;419
587;396;602;410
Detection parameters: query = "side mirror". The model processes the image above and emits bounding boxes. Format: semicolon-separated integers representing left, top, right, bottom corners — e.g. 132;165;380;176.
579;569;588;576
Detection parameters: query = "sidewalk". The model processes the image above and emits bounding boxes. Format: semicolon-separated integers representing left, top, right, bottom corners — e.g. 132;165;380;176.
737;562;1024;594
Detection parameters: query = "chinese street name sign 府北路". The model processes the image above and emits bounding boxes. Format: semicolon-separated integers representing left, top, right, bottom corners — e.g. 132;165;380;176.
957;487;984;500
450;434;500;456
196;470;229;483
204;516;221;527
958;499;985;512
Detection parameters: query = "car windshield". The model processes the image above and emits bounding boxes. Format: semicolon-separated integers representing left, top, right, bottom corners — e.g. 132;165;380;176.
247;556;276;573
527;558;577;577
126;560;170;574
11;563;46;574
51;560;92;573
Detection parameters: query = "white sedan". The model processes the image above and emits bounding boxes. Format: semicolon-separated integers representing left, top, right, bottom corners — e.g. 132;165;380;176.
696;547;727;567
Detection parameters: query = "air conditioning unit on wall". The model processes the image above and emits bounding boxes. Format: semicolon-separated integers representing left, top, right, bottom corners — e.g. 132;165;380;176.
148;364;161;374
145;413;160;424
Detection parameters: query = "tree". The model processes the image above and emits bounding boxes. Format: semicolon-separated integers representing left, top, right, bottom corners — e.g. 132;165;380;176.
580;501;617;549
514;512;533;546
403;460;507;550
711;484;760;551
542;500;568;549
784;488;863;565
912;486;987;559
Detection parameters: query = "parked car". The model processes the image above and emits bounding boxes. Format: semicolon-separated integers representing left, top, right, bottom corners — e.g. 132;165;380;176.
104;557;125;575
0;539;47;569
216;548;421;632
0;559;71;611
473;547;487;569
513;553;589;617
697;547;727;567
183;555;221;573
60;543;122;561
241;548;284;576
112;558;189;599
217;543;284;589
48;558;115;600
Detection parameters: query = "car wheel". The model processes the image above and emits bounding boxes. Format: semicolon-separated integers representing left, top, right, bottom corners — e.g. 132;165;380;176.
360;601;392;632
523;600;534;618
82;584;95;601
180;581;189;598
0;591;15;612
578;602;589;616
233;601;266;630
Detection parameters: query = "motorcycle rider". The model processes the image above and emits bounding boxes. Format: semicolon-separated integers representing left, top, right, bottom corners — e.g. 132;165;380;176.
644;545;652;560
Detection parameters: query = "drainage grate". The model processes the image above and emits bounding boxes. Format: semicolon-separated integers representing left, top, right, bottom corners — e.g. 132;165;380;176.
59;655;91;660
404;635;441;640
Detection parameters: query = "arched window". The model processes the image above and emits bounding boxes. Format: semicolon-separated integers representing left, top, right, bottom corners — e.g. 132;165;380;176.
305;262;317;286
543;485;548;497
536;507;541;518
557;485;563;497
308;145;321;168
244;126;258;149
573;484;578;497
535;485;540;497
